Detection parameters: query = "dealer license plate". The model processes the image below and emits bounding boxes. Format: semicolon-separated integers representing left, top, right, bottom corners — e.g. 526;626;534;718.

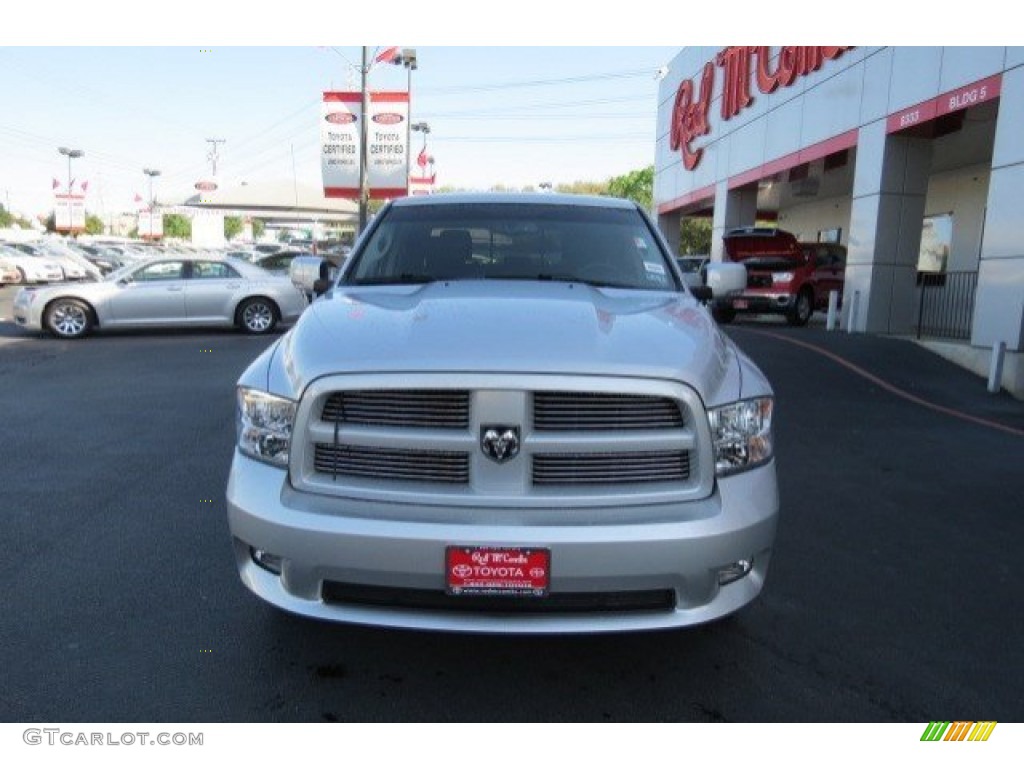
446;546;550;597
733;299;749;309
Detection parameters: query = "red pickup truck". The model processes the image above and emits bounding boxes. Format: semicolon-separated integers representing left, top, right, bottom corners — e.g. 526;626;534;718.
713;227;846;326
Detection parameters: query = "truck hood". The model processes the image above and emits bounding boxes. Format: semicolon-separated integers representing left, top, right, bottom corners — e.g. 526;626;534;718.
268;280;739;406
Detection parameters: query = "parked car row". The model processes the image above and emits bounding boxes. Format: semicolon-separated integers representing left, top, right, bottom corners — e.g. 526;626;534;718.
12;251;309;339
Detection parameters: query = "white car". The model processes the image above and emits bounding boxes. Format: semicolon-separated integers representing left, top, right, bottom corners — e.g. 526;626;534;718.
0;244;64;284
5;242;92;281
13;254;308;338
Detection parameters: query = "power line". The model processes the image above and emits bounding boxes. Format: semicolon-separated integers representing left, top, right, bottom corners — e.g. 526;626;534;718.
419;68;653;94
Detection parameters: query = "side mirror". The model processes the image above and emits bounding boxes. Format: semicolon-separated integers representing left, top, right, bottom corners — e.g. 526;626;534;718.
289;256;329;295
704;262;747;297
312;278;331;295
691;285;713;304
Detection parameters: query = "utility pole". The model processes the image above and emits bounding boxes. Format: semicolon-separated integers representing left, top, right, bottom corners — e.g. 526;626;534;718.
358;47;370;233
206;138;226;177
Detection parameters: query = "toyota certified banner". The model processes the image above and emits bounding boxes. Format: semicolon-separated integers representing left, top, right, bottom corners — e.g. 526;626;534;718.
321;92;361;199
54;194;85;233
366;92;409;198
322;91;409;199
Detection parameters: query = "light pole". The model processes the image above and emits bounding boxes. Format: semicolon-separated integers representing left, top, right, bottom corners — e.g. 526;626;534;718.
58;146;83;233
358;46;370;234
143;168;161;239
396;48;418;196
411;121;430;164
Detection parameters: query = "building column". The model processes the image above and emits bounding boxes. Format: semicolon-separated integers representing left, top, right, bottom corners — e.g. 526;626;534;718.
710;183;758;261
658;211;681;256
972;67;1024;356
845;120;932;333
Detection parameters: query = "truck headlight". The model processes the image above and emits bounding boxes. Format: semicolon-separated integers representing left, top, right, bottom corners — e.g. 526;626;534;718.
708;397;773;476
237;387;296;467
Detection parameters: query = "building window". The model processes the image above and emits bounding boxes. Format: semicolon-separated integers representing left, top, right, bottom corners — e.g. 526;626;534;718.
818;227;842;244
918;213;953;273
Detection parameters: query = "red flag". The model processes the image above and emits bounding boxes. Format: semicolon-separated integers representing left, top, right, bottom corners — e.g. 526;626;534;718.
69;178;75;190
52;178;60;190
375;46;400;64
417;147;428;168
81;181;89;193
134;193;143;203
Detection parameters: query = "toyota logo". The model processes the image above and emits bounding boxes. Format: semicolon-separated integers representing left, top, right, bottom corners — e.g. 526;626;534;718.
480;425;521;464
452;564;473;578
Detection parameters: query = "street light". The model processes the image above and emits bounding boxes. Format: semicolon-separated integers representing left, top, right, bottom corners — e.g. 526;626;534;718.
411;121;430;166
143;168;161;239
396;48;418;195
58;147;83;233
143;168;161;208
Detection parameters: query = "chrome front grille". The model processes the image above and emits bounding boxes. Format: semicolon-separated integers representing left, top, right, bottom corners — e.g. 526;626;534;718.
533;391;683;430
322;389;470;428
314;443;469;484
533;451;690;485
294;374;713;508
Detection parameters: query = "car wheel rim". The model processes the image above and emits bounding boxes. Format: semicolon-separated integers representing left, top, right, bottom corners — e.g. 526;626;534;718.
53;304;86;336
244;303;272;331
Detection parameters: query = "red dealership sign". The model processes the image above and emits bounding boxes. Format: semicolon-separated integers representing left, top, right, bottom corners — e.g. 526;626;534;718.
670;46;853;170
887;74;1001;134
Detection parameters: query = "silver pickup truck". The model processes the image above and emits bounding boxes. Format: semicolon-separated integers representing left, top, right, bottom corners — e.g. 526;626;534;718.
227;194;777;633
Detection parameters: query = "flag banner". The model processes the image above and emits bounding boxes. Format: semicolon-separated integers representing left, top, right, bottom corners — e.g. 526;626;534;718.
321;91;362;199
367;91;409;199
322;91;409;200
53;193;86;232
52;178;60;190
375;46;400;63
138;209;163;239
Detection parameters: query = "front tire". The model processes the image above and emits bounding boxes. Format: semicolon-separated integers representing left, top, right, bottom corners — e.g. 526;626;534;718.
45;298;93;339
787;290;813;326
14;267;26;285
712;305;736;324
237;297;278;335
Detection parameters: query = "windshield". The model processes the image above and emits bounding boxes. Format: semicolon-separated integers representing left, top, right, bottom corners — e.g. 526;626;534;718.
346;203;679;291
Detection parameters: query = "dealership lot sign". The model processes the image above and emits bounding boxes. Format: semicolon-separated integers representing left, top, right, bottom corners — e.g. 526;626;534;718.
670;46;852;170
322;91;409;200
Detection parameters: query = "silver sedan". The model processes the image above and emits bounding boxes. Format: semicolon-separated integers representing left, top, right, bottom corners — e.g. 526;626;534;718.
13;255;308;339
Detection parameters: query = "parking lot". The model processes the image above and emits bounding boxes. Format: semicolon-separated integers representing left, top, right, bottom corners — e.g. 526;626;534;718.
1;283;1022;722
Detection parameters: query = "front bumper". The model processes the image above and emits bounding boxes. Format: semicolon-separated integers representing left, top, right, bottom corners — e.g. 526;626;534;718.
720;292;796;314
226;453;779;633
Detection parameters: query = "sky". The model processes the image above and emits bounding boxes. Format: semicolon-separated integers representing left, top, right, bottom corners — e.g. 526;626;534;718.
0;45;678;219
0;0;982;220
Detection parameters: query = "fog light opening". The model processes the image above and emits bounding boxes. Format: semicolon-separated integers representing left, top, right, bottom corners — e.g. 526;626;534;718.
251;547;283;574
717;558;753;586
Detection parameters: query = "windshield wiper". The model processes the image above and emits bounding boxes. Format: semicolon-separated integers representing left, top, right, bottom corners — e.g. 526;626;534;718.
534;274;638;290
348;273;435;286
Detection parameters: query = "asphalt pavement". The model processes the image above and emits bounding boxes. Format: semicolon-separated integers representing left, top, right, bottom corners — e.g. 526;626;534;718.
1;289;1021;722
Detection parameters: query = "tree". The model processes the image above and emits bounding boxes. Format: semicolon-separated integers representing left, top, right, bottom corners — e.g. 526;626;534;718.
606;166;653;210
679;217;712;255
556;179;608;196
224;216;243;241
44;212;56;233
252;219;265;239
163;214;192;239
85;214;105;235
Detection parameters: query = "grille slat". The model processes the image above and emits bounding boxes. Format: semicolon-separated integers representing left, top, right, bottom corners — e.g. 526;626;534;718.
533;451;690;486
315;444;469;484
322;390;469;428
534;392;683;431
